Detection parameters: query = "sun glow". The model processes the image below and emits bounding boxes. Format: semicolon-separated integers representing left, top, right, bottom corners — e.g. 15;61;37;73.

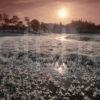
58;8;69;19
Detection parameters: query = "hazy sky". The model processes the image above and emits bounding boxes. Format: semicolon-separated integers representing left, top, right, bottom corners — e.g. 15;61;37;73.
0;0;100;24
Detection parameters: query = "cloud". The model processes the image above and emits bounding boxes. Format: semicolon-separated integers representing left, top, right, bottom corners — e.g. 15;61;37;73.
0;0;99;24
0;0;100;13
1;0;100;7
0;0;52;12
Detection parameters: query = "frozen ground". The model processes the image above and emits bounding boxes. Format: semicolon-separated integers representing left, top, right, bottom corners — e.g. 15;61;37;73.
0;33;100;100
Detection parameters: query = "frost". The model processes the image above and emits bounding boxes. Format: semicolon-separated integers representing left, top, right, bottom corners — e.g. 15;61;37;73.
0;34;100;99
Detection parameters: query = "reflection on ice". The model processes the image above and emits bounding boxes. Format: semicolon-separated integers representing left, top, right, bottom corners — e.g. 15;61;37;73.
56;35;67;42
57;67;64;74
54;62;68;75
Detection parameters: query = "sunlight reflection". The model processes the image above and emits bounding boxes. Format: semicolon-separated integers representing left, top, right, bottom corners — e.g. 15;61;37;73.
54;62;67;75
57;67;64;74
56;35;67;42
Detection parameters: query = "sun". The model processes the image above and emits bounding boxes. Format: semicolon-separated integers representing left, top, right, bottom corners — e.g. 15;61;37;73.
58;8;69;19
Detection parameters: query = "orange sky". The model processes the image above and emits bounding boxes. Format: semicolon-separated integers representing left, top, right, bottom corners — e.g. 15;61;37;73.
0;0;100;24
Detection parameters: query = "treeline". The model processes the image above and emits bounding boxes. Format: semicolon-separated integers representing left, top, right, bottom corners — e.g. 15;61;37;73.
45;20;100;34
66;20;100;34
0;13;100;34
0;14;25;33
0;13;48;34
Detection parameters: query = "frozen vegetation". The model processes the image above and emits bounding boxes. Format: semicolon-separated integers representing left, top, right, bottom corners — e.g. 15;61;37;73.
0;33;100;100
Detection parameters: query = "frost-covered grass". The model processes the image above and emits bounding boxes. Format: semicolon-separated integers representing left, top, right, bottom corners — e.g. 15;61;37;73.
0;33;100;100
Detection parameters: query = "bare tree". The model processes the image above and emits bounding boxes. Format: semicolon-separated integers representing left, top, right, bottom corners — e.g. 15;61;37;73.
11;15;19;25
31;19;40;33
25;17;31;32
2;13;10;25
41;22;47;33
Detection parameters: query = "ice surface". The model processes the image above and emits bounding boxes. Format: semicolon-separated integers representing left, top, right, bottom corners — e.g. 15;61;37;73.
0;33;100;100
